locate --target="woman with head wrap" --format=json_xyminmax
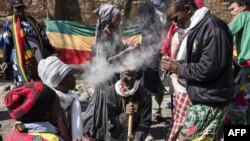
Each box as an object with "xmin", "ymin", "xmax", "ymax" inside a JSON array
[
  {"xmin": 93, "ymin": 4, "xmax": 139, "ymax": 63},
  {"xmin": 4, "ymin": 81, "xmax": 70, "ymax": 141},
  {"xmin": 81, "ymin": 4, "xmax": 140, "ymax": 140},
  {"xmin": 93, "ymin": 4, "xmax": 122, "ymax": 58},
  {"xmin": 38, "ymin": 56, "xmax": 83, "ymax": 141}
]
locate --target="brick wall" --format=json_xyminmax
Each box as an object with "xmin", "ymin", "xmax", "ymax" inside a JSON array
[{"xmin": 0, "ymin": 0, "xmax": 231, "ymax": 27}]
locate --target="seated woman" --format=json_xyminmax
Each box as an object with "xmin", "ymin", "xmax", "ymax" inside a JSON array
[
  {"xmin": 38, "ymin": 56, "xmax": 83, "ymax": 141},
  {"xmin": 4, "ymin": 81, "xmax": 70, "ymax": 141}
]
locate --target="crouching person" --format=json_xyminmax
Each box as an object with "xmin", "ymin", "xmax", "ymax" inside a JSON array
[
  {"xmin": 106, "ymin": 64, "xmax": 152, "ymax": 141},
  {"xmin": 4, "ymin": 81, "xmax": 70, "ymax": 141},
  {"xmin": 38, "ymin": 56, "xmax": 83, "ymax": 141}
]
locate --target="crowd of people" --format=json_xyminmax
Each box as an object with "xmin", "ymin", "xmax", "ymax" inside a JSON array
[{"xmin": 1, "ymin": 0, "xmax": 250, "ymax": 141}]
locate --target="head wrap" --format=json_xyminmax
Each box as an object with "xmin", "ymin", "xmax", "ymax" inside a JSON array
[
  {"xmin": 93, "ymin": 4, "xmax": 120, "ymax": 42},
  {"xmin": 5, "ymin": 82, "xmax": 57, "ymax": 122},
  {"xmin": 38, "ymin": 56, "xmax": 72, "ymax": 88}
]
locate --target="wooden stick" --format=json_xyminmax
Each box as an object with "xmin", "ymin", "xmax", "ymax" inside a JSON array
[{"xmin": 127, "ymin": 103, "xmax": 133, "ymax": 141}]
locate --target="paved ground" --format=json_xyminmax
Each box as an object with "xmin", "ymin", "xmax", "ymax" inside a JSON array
[{"xmin": 0, "ymin": 80, "xmax": 172, "ymax": 141}]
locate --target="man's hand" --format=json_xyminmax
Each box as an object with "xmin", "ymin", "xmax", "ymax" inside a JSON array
[
  {"xmin": 125, "ymin": 103, "xmax": 134, "ymax": 115},
  {"xmin": 128, "ymin": 135, "xmax": 134, "ymax": 141},
  {"xmin": 161, "ymin": 56, "xmax": 180, "ymax": 73}
]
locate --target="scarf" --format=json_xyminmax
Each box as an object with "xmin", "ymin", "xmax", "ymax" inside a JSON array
[
  {"xmin": 11, "ymin": 15, "xmax": 45, "ymax": 82},
  {"xmin": 176, "ymin": 7, "xmax": 209, "ymax": 61},
  {"xmin": 5, "ymin": 130, "xmax": 47, "ymax": 141},
  {"xmin": 161, "ymin": 23, "xmax": 178, "ymax": 56},
  {"xmin": 54, "ymin": 89, "xmax": 83, "ymax": 140},
  {"xmin": 115, "ymin": 80, "xmax": 140, "ymax": 97}
]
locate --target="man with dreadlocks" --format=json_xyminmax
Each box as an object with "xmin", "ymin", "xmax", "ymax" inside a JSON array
[{"xmin": 161, "ymin": 0, "xmax": 234, "ymax": 140}]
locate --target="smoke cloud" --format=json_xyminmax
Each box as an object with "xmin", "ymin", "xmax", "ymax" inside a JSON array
[{"xmin": 82, "ymin": 2, "xmax": 165, "ymax": 87}]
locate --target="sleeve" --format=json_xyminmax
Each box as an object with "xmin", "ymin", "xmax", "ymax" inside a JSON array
[
  {"xmin": 2, "ymin": 19, "xmax": 13, "ymax": 63},
  {"xmin": 106, "ymin": 88, "xmax": 129, "ymax": 135},
  {"xmin": 177, "ymin": 26, "xmax": 232, "ymax": 82},
  {"xmin": 133, "ymin": 92, "xmax": 152, "ymax": 140},
  {"xmin": 228, "ymin": 13, "xmax": 245, "ymax": 35}
]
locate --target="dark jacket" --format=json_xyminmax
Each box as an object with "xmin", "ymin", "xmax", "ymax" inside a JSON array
[
  {"xmin": 177, "ymin": 13, "xmax": 234, "ymax": 107},
  {"xmin": 106, "ymin": 85, "xmax": 152, "ymax": 141}
]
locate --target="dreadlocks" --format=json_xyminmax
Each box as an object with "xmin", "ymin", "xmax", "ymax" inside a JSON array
[{"xmin": 168, "ymin": 0, "xmax": 198, "ymax": 10}]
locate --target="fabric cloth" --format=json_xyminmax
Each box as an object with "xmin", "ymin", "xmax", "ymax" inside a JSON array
[
  {"xmin": 82, "ymin": 85, "xmax": 109, "ymax": 140},
  {"xmin": 177, "ymin": 12, "xmax": 234, "ymax": 106},
  {"xmin": 93, "ymin": 4, "xmax": 120, "ymax": 43},
  {"xmin": 56, "ymin": 107, "xmax": 72, "ymax": 141},
  {"xmin": 23, "ymin": 122, "xmax": 57, "ymax": 133},
  {"xmin": 229, "ymin": 12, "xmax": 250, "ymax": 65},
  {"xmin": 161, "ymin": 23, "xmax": 178, "ymax": 56},
  {"xmin": 38, "ymin": 56, "xmax": 72, "ymax": 88},
  {"xmin": 176, "ymin": 7, "xmax": 209, "ymax": 61},
  {"xmin": 106, "ymin": 85, "xmax": 152, "ymax": 141},
  {"xmin": 14, "ymin": 122, "xmax": 61, "ymax": 141},
  {"xmin": 4, "ymin": 81, "xmax": 55, "ymax": 121},
  {"xmin": 29, "ymin": 133, "xmax": 60, "ymax": 141},
  {"xmin": 138, "ymin": 1, "xmax": 165, "ymax": 118},
  {"xmin": 54, "ymin": 89, "xmax": 83, "ymax": 140},
  {"xmin": 0, "ymin": 34, "xmax": 4, "ymax": 49},
  {"xmin": 229, "ymin": 68, "xmax": 250, "ymax": 125},
  {"xmin": 167, "ymin": 92, "xmax": 191, "ymax": 141},
  {"xmin": 11, "ymin": 15, "xmax": 41, "ymax": 83},
  {"xmin": 4, "ymin": 82, "xmax": 71, "ymax": 141},
  {"xmin": 143, "ymin": 68, "xmax": 164, "ymax": 117},
  {"xmin": 5, "ymin": 130, "xmax": 48, "ymax": 141},
  {"xmin": 115, "ymin": 80, "xmax": 140, "ymax": 97},
  {"xmin": 180, "ymin": 104, "xmax": 228, "ymax": 141},
  {"xmin": 2, "ymin": 15, "xmax": 53, "ymax": 86}
]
